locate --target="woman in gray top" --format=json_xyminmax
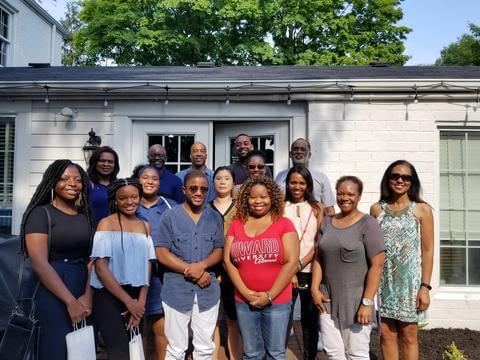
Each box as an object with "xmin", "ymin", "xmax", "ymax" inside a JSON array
[{"xmin": 311, "ymin": 176, "xmax": 385, "ymax": 360}]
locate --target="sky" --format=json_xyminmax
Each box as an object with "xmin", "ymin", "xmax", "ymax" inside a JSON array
[{"xmin": 40, "ymin": 0, "xmax": 480, "ymax": 66}]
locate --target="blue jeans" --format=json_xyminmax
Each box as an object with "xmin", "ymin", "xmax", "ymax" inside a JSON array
[{"xmin": 236, "ymin": 301, "xmax": 291, "ymax": 360}]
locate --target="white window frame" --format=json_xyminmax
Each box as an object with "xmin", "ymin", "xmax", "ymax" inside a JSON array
[
  {"xmin": 0, "ymin": 6, "xmax": 10, "ymax": 67},
  {"xmin": 439, "ymin": 130, "xmax": 480, "ymax": 287},
  {"xmin": 0, "ymin": 116, "xmax": 15, "ymax": 234}
]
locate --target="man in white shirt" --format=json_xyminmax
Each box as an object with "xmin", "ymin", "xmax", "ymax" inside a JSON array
[{"xmin": 275, "ymin": 138, "xmax": 335, "ymax": 216}]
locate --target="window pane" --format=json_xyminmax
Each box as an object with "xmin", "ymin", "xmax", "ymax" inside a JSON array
[
  {"xmin": 164, "ymin": 135, "xmax": 179, "ymax": 161},
  {"xmin": 180, "ymin": 135, "xmax": 194, "ymax": 162},
  {"xmin": 467, "ymin": 133, "xmax": 480, "ymax": 170},
  {"xmin": 440, "ymin": 210, "xmax": 466, "ymax": 245},
  {"xmin": 440, "ymin": 174, "xmax": 465, "ymax": 209},
  {"xmin": 467, "ymin": 175, "xmax": 480, "ymax": 209},
  {"xmin": 467, "ymin": 210, "xmax": 480, "ymax": 235},
  {"xmin": 440, "ymin": 247, "xmax": 466, "ymax": 285},
  {"xmin": 468, "ymin": 248, "xmax": 480, "ymax": 285},
  {"xmin": 440, "ymin": 133, "xmax": 465, "ymax": 170}
]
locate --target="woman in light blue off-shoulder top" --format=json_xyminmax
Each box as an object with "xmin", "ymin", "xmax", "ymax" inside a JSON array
[{"xmin": 90, "ymin": 178, "xmax": 156, "ymax": 360}]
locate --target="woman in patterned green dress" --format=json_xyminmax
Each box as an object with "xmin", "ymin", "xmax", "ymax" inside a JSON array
[{"xmin": 370, "ymin": 160, "xmax": 434, "ymax": 360}]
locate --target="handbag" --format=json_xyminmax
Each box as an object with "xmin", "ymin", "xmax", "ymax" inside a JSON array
[
  {"xmin": 128, "ymin": 326, "xmax": 145, "ymax": 360},
  {"xmin": 66, "ymin": 319, "xmax": 95, "ymax": 360},
  {"xmin": 0, "ymin": 207, "xmax": 52, "ymax": 360}
]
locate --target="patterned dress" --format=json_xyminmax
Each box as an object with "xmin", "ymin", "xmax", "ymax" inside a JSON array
[{"xmin": 378, "ymin": 201, "xmax": 421, "ymax": 323}]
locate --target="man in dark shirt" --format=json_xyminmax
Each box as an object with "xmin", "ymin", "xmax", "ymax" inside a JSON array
[
  {"xmin": 229, "ymin": 134, "xmax": 272, "ymax": 185},
  {"xmin": 147, "ymin": 144, "xmax": 185, "ymax": 203}
]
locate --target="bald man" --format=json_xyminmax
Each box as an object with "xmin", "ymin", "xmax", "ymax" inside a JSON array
[
  {"xmin": 148, "ymin": 144, "xmax": 185, "ymax": 203},
  {"xmin": 275, "ymin": 138, "xmax": 335, "ymax": 216},
  {"xmin": 176, "ymin": 142, "xmax": 216, "ymax": 203}
]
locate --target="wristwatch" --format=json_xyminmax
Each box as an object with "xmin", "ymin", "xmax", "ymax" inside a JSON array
[{"xmin": 361, "ymin": 298, "xmax": 374, "ymax": 306}]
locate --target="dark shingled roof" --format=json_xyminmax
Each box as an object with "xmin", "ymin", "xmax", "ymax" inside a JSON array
[{"xmin": 1, "ymin": 66, "xmax": 480, "ymax": 83}]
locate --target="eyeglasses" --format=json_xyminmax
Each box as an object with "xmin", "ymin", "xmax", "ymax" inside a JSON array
[
  {"xmin": 248, "ymin": 164, "xmax": 265, "ymax": 170},
  {"xmin": 388, "ymin": 173, "xmax": 413, "ymax": 182},
  {"xmin": 148, "ymin": 154, "xmax": 167, "ymax": 160},
  {"xmin": 187, "ymin": 186, "xmax": 209, "ymax": 194}
]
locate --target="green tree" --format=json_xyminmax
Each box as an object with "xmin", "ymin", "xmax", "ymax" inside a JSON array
[
  {"xmin": 435, "ymin": 23, "xmax": 480, "ymax": 66},
  {"xmin": 60, "ymin": 0, "xmax": 91, "ymax": 65},
  {"xmin": 72, "ymin": 0, "xmax": 411, "ymax": 66}
]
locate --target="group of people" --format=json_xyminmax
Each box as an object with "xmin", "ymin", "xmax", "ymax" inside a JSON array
[{"xmin": 20, "ymin": 133, "xmax": 433, "ymax": 360}]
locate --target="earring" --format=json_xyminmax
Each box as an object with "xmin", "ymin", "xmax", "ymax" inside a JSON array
[{"xmin": 51, "ymin": 188, "xmax": 54, "ymax": 200}]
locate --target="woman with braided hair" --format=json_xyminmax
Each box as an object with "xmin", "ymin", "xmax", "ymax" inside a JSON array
[
  {"xmin": 90, "ymin": 178, "xmax": 156, "ymax": 360},
  {"xmin": 21, "ymin": 159, "xmax": 96, "ymax": 360}
]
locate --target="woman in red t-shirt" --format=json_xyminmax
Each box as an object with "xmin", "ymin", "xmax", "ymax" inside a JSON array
[{"xmin": 224, "ymin": 176, "xmax": 299, "ymax": 360}]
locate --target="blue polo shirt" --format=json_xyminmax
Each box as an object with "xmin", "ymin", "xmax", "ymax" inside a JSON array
[
  {"xmin": 136, "ymin": 196, "xmax": 177, "ymax": 245},
  {"xmin": 159, "ymin": 169, "xmax": 185, "ymax": 204},
  {"xmin": 176, "ymin": 166, "xmax": 217, "ymax": 203},
  {"xmin": 156, "ymin": 205, "xmax": 224, "ymax": 312}
]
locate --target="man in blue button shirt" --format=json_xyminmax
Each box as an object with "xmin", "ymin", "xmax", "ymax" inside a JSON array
[{"xmin": 156, "ymin": 170, "xmax": 224, "ymax": 360}]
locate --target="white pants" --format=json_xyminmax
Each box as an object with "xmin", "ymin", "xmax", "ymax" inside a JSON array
[
  {"xmin": 163, "ymin": 296, "xmax": 220, "ymax": 360},
  {"xmin": 320, "ymin": 313, "xmax": 371, "ymax": 360}
]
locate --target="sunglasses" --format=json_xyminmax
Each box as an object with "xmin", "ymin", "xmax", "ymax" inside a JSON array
[
  {"xmin": 248, "ymin": 164, "xmax": 265, "ymax": 170},
  {"xmin": 389, "ymin": 173, "xmax": 413, "ymax": 182},
  {"xmin": 187, "ymin": 186, "xmax": 209, "ymax": 194}
]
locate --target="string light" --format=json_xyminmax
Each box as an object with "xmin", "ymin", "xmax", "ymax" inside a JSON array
[
  {"xmin": 164, "ymin": 85, "xmax": 169, "ymax": 105},
  {"xmin": 44, "ymin": 85, "xmax": 49, "ymax": 104},
  {"xmin": 103, "ymin": 89, "xmax": 108, "ymax": 107},
  {"xmin": 413, "ymin": 85, "xmax": 418, "ymax": 104},
  {"xmin": 475, "ymin": 89, "xmax": 479, "ymax": 112},
  {"xmin": 225, "ymin": 86, "xmax": 230, "ymax": 105},
  {"xmin": 287, "ymin": 85, "xmax": 291, "ymax": 105},
  {"xmin": 349, "ymin": 87, "xmax": 354, "ymax": 101}
]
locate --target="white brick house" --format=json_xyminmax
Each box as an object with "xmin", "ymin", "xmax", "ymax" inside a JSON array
[{"xmin": 0, "ymin": 65, "xmax": 479, "ymax": 329}]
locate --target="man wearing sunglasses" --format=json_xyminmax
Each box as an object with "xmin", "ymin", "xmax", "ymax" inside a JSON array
[
  {"xmin": 156, "ymin": 170, "xmax": 224, "ymax": 359},
  {"xmin": 230, "ymin": 133, "xmax": 272, "ymax": 185},
  {"xmin": 275, "ymin": 138, "xmax": 335, "ymax": 216},
  {"xmin": 176, "ymin": 142, "xmax": 216, "ymax": 203},
  {"xmin": 147, "ymin": 144, "xmax": 185, "ymax": 203}
]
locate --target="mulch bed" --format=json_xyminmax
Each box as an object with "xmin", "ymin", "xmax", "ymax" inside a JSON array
[{"xmin": 368, "ymin": 327, "xmax": 480, "ymax": 359}]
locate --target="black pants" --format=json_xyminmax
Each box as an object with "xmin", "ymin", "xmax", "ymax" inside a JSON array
[
  {"xmin": 286, "ymin": 273, "xmax": 319, "ymax": 360},
  {"xmin": 93, "ymin": 285, "xmax": 141, "ymax": 360}
]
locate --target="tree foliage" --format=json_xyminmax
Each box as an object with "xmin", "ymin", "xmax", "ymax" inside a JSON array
[
  {"xmin": 72, "ymin": 0, "xmax": 411, "ymax": 66},
  {"xmin": 60, "ymin": 0, "xmax": 89, "ymax": 65},
  {"xmin": 435, "ymin": 24, "xmax": 480, "ymax": 66}
]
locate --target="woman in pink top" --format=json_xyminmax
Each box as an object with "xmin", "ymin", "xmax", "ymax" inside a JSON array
[
  {"xmin": 284, "ymin": 166, "xmax": 324, "ymax": 360},
  {"xmin": 224, "ymin": 176, "xmax": 299, "ymax": 360}
]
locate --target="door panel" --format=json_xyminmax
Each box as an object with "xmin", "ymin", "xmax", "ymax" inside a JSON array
[{"xmin": 214, "ymin": 122, "xmax": 289, "ymax": 178}]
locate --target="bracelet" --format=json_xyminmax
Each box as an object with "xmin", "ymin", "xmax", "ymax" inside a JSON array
[
  {"xmin": 420, "ymin": 282, "xmax": 432, "ymax": 290},
  {"xmin": 196, "ymin": 270, "xmax": 206, "ymax": 282},
  {"xmin": 265, "ymin": 291, "xmax": 273, "ymax": 305}
]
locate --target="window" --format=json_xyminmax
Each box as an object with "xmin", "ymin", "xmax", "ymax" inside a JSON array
[
  {"xmin": 0, "ymin": 8, "xmax": 9, "ymax": 67},
  {"xmin": 0, "ymin": 117, "xmax": 15, "ymax": 235},
  {"xmin": 148, "ymin": 134, "xmax": 195, "ymax": 173},
  {"xmin": 440, "ymin": 131, "xmax": 480, "ymax": 286}
]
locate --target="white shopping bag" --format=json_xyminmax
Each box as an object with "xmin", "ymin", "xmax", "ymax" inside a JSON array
[
  {"xmin": 66, "ymin": 319, "xmax": 96, "ymax": 360},
  {"xmin": 129, "ymin": 325, "xmax": 145, "ymax": 360}
]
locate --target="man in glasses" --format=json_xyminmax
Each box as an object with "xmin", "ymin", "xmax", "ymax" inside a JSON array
[
  {"xmin": 156, "ymin": 170, "xmax": 224, "ymax": 359},
  {"xmin": 147, "ymin": 144, "xmax": 185, "ymax": 203},
  {"xmin": 275, "ymin": 138, "xmax": 335, "ymax": 216},
  {"xmin": 230, "ymin": 133, "xmax": 272, "ymax": 185},
  {"xmin": 176, "ymin": 142, "xmax": 216, "ymax": 203}
]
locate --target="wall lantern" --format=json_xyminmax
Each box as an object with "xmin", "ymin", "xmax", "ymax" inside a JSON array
[{"xmin": 82, "ymin": 128, "xmax": 102, "ymax": 165}]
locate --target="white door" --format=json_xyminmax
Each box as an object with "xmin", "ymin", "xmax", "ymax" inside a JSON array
[
  {"xmin": 131, "ymin": 120, "xmax": 212, "ymax": 173},
  {"xmin": 214, "ymin": 121, "xmax": 290, "ymax": 178}
]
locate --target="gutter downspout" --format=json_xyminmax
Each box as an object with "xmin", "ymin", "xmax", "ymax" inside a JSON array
[{"xmin": 50, "ymin": 24, "xmax": 56, "ymax": 65}]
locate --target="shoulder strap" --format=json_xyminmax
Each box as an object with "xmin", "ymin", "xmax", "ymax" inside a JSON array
[
  {"xmin": 16, "ymin": 206, "xmax": 52, "ymax": 301},
  {"xmin": 141, "ymin": 220, "xmax": 149, "ymax": 238},
  {"xmin": 299, "ymin": 208, "xmax": 313, "ymax": 242}
]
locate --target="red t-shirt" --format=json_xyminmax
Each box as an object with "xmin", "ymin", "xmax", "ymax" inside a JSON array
[{"xmin": 227, "ymin": 216, "xmax": 296, "ymax": 304}]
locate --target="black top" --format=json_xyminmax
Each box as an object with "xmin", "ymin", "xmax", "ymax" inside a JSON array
[
  {"xmin": 229, "ymin": 161, "xmax": 273, "ymax": 185},
  {"xmin": 24, "ymin": 204, "xmax": 92, "ymax": 261}
]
